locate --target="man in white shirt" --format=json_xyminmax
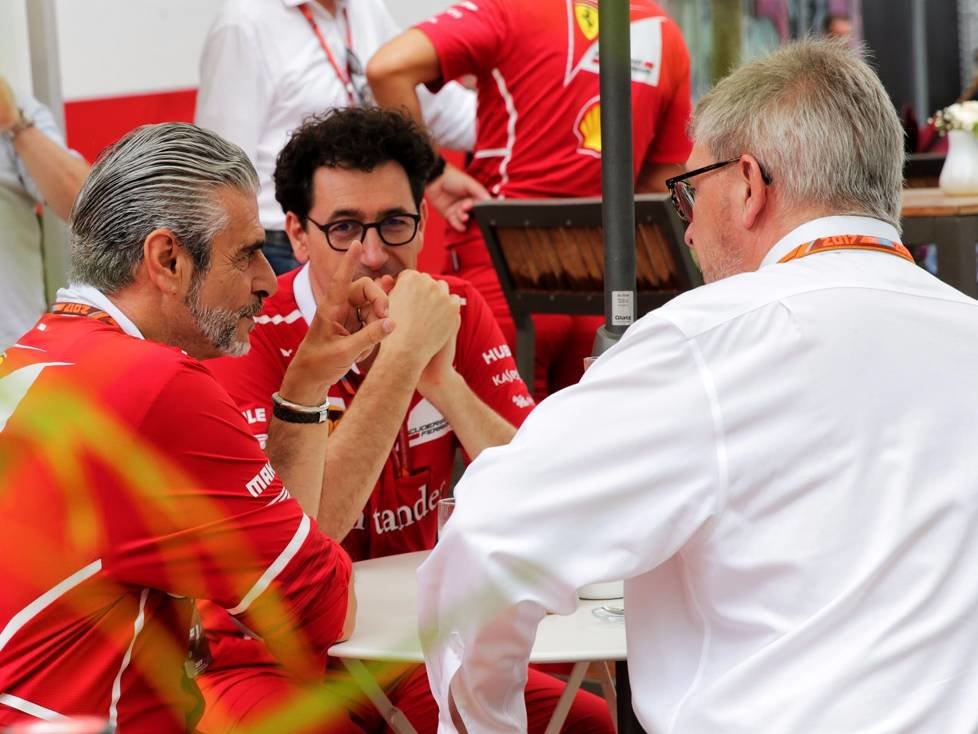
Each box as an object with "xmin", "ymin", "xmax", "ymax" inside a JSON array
[
  {"xmin": 419, "ymin": 39, "xmax": 978, "ymax": 733},
  {"xmin": 196, "ymin": 0, "xmax": 485, "ymax": 274},
  {"xmin": 0, "ymin": 76, "xmax": 89, "ymax": 348}
]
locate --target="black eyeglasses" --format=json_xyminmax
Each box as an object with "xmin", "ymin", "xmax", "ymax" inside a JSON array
[
  {"xmin": 308, "ymin": 213, "xmax": 422, "ymax": 252},
  {"xmin": 665, "ymin": 158, "xmax": 773, "ymax": 223}
]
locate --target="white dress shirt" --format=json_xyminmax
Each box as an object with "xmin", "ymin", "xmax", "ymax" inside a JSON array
[
  {"xmin": 418, "ymin": 216, "xmax": 978, "ymax": 733},
  {"xmin": 1, "ymin": 92, "xmax": 77, "ymax": 349},
  {"xmin": 196, "ymin": 0, "xmax": 476, "ymax": 230}
]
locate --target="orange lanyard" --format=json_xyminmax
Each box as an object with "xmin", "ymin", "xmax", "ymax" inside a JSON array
[
  {"xmin": 297, "ymin": 2, "xmax": 358, "ymax": 105},
  {"xmin": 51, "ymin": 301, "xmax": 120, "ymax": 328},
  {"xmin": 778, "ymin": 235, "xmax": 914, "ymax": 264},
  {"xmin": 337, "ymin": 373, "xmax": 413, "ymax": 479}
]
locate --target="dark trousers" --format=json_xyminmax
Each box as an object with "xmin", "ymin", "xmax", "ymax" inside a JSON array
[{"xmin": 263, "ymin": 230, "xmax": 299, "ymax": 275}]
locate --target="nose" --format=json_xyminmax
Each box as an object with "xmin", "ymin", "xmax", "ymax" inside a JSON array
[
  {"xmin": 359, "ymin": 228, "xmax": 389, "ymax": 272},
  {"xmin": 255, "ymin": 249, "xmax": 278, "ymax": 297}
]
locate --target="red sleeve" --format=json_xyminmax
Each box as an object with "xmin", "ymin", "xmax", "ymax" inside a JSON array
[
  {"xmin": 452, "ymin": 280, "xmax": 535, "ymax": 428},
  {"xmin": 415, "ymin": 0, "xmax": 510, "ymax": 89},
  {"xmin": 204, "ymin": 321, "xmax": 286, "ymax": 450},
  {"xmin": 643, "ymin": 19, "xmax": 693, "ymax": 167},
  {"xmin": 103, "ymin": 360, "xmax": 350, "ymax": 679}
]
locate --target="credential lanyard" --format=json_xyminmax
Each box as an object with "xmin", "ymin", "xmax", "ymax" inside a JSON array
[
  {"xmin": 337, "ymin": 372, "xmax": 412, "ymax": 478},
  {"xmin": 777, "ymin": 235, "xmax": 914, "ymax": 264},
  {"xmin": 51, "ymin": 301, "xmax": 120, "ymax": 328},
  {"xmin": 297, "ymin": 2, "xmax": 358, "ymax": 105}
]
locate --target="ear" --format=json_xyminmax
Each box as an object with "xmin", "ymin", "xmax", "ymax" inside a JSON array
[
  {"xmin": 739, "ymin": 155, "xmax": 770, "ymax": 230},
  {"xmin": 143, "ymin": 228, "xmax": 192, "ymax": 297},
  {"xmin": 285, "ymin": 211, "xmax": 311, "ymax": 264},
  {"xmin": 416, "ymin": 199, "xmax": 428, "ymax": 253}
]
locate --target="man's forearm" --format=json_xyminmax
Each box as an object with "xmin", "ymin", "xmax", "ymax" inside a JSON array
[
  {"xmin": 266, "ymin": 418, "xmax": 329, "ymax": 517},
  {"xmin": 420, "ymin": 371, "xmax": 516, "ymax": 460},
  {"xmin": 13, "ymin": 126, "xmax": 89, "ymax": 220},
  {"xmin": 318, "ymin": 349, "xmax": 426, "ymax": 539},
  {"xmin": 370, "ymin": 75, "xmax": 425, "ymax": 128},
  {"xmin": 266, "ymin": 369, "xmax": 333, "ymax": 517},
  {"xmin": 367, "ymin": 29, "xmax": 441, "ymax": 130}
]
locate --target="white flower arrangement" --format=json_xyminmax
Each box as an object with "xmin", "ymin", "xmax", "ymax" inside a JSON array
[{"xmin": 930, "ymin": 101, "xmax": 978, "ymax": 135}]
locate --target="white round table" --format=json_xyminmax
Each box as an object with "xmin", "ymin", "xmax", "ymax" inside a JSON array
[{"xmin": 329, "ymin": 550, "xmax": 627, "ymax": 733}]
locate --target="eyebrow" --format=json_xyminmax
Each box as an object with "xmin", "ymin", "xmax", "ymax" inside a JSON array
[
  {"xmin": 327, "ymin": 206, "xmax": 414, "ymax": 221},
  {"xmin": 239, "ymin": 238, "xmax": 265, "ymax": 255}
]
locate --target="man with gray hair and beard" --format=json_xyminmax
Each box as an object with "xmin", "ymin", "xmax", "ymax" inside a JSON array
[
  {"xmin": 418, "ymin": 40, "xmax": 978, "ymax": 733},
  {"xmin": 0, "ymin": 122, "xmax": 394, "ymax": 730}
]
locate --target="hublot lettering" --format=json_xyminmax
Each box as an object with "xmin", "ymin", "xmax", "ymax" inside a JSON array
[{"xmin": 481, "ymin": 344, "xmax": 512, "ymax": 365}]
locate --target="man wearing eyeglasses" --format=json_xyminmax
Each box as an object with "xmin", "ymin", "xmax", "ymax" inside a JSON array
[
  {"xmin": 417, "ymin": 40, "xmax": 978, "ymax": 733},
  {"xmin": 194, "ymin": 107, "xmax": 613, "ymax": 732},
  {"xmin": 197, "ymin": 0, "xmax": 486, "ymax": 275}
]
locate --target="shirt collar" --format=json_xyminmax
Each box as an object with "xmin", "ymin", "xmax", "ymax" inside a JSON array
[
  {"xmin": 54, "ymin": 283, "xmax": 145, "ymax": 339},
  {"xmin": 760, "ymin": 216, "xmax": 901, "ymax": 269},
  {"xmin": 282, "ymin": 0, "xmax": 347, "ymax": 11},
  {"xmin": 294, "ymin": 263, "xmax": 317, "ymax": 326}
]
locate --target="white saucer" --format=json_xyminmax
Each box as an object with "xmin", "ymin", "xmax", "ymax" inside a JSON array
[{"xmin": 578, "ymin": 581, "xmax": 624, "ymax": 600}]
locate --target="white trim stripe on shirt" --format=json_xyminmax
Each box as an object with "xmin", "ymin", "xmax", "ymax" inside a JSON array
[
  {"xmin": 473, "ymin": 148, "xmax": 507, "ymax": 159},
  {"xmin": 0, "ymin": 694, "xmax": 68, "ymax": 721},
  {"xmin": 255, "ymin": 310, "xmax": 304, "ymax": 326},
  {"xmin": 226, "ymin": 514, "xmax": 311, "ymax": 615},
  {"xmin": 0, "ymin": 559, "xmax": 102, "ymax": 653},
  {"xmin": 108, "ymin": 588, "xmax": 150, "ymax": 728},
  {"xmin": 490, "ymin": 68, "xmax": 517, "ymax": 197},
  {"xmin": 0, "ymin": 362, "xmax": 71, "ymax": 433}
]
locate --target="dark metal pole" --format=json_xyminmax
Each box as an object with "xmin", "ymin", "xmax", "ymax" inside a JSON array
[{"xmin": 595, "ymin": 0, "xmax": 637, "ymax": 355}]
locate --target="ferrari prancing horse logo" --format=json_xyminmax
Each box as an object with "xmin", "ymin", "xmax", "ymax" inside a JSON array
[{"xmin": 575, "ymin": 1, "xmax": 599, "ymax": 41}]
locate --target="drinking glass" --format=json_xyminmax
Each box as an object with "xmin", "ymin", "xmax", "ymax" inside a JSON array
[{"xmin": 437, "ymin": 497, "xmax": 456, "ymax": 539}]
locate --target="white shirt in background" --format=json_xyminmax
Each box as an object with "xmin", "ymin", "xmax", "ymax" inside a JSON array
[
  {"xmin": 196, "ymin": 0, "xmax": 475, "ymax": 230},
  {"xmin": 1, "ymin": 92, "xmax": 77, "ymax": 349},
  {"xmin": 419, "ymin": 216, "xmax": 978, "ymax": 733}
]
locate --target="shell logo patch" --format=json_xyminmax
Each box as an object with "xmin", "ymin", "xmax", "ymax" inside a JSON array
[
  {"xmin": 574, "ymin": 97, "xmax": 602, "ymax": 158},
  {"xmin": 574, "ymin": 1, "xmax": 599, "ymax": 41}
]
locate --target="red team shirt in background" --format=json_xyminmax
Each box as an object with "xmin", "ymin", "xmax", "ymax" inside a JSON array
[
  {"xmin": 0, "ymin": 299, "xmax": 351, "ymax": 731},
  {"xmin": 200, "ymin": 265, "xmax": 534, "ymax": 669},
  {"xmin": 416, "ymin": 0, "xmax": 693, "ymax": 398},
  {"xmin": 417, "ymin": 0, "xmax": 693, "ymax": 247}
]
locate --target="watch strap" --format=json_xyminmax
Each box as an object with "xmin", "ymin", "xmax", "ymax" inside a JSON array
[
  {"xmin": 4, "ymin": 109, "xmax": 35, "ymax": 142},
  {"xmin": 271, "ymin": 391, "xmax": 330, "ymax": 424}
]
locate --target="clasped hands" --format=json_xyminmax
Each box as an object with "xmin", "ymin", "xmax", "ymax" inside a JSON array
[{"xmin": 282, "ymin": 242, "xmax": 461, "ymax": 404}]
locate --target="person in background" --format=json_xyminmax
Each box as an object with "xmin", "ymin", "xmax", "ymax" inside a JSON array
[
  {"xmin": 196, "ymin": 106, "xmax": 612, "ymax": 734},
  {"xmin": 0, "ymin": 75, "xmax": 89, "ymax": 349},
  {"xmin": 823, "ymin": 12, "xmax": 854, "ymax": 41},
  {"xmin": 196, "ymin": 0, "xmax": 488, "ymax": 274},
  {"xmin": 0, "ymin": 122, "xmax": 391, "ymax": 730},
  {"xmin": 418, "ymin": 39, "xmax": 978, "ymax": 733},
  {"xmin": 367, "ymin": 0, "xmax": 693, "ymax": 398}
]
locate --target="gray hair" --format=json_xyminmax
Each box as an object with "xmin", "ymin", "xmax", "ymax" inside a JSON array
[
  {"xmin": 691, "ymin": 39, "xmax": 905, "ymax": 229},
  {"xmin": 70, "ymin": 122, "xmax": 259, "ymax": 292}
]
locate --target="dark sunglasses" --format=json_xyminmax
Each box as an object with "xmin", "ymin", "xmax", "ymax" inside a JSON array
[{"xmin": 665, "ymin": 158, "xmax": 773, "ymax": 223}]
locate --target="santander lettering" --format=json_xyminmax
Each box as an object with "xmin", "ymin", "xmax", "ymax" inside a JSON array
[{"xmin": 351, "ymin": 482, "xmax": 444, "ymax": 535}]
